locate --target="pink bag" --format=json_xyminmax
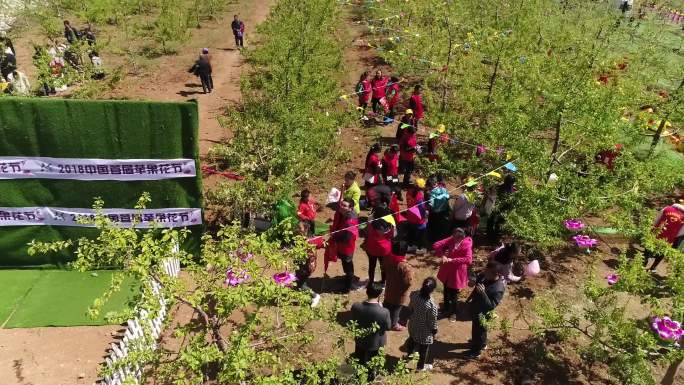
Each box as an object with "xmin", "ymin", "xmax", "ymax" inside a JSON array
[{"xmin": 525, "ymin": 260, "xmax": 540, "ymax": 276}]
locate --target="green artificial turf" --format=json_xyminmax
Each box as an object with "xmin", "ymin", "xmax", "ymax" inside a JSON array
[{"xmin": 0, "ymin": 270, "xmax": 137, "ymax": 328}]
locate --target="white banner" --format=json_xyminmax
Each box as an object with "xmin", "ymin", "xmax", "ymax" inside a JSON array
[
  {"xmin": 0, "ymin": 157, "xmax": 196, "ymax": 180},
  {"xmin": 0, "ymin": 207, "xmax": 202, "ymax": 228}
]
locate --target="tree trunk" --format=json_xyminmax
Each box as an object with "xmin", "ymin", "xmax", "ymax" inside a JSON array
[
  {"xmin": 486, "ymin": 55, "xmax": 501, "ymax": 104},
  {"xmin": 547, "ymin": 110, "xmax": 563, "ymax": 180},
  {"xmin": 660, "ymin": 358, "xmax": 683, "ymax": 385},
  {"xmin": 440, "ymin": 5, "xmax": 454, "ymax": 112}
]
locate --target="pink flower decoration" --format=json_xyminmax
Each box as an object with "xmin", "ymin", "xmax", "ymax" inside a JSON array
[
  {"xmin": 564, "ymin": 219, "xmax": 585, "ymax": 231},
  {"xmin": 273, "ymin": 271, "xmax": 297, "ymax": 287},
  {"xmin": 225, "ymin": 269, "xmax": 249, "ymax": 287},
  {"xmin": 496, "ymin": 146, "xmax": 505, "ymax": 155},
  {"xmin": 572, "ymin": 235, "xmax": 597, "ymax": 248},
  {"xmin": 605, "ymin": 273, "xmax": 619, "ymax": 285},
  {"xmin": 240, "ymin": 252, "xmax": 253, "ymax": 263},
  {"xmin": 476, "ymin": 145, "xmax": 487, "ymax": 156},
  {"xmin": 651, "ymin": 316, "xmax": 684, "ymax": 342}
]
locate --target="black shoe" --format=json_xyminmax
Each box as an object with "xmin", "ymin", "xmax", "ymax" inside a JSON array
[{"xmin": 463, "ymin": 349, "xmax": 481, "ymax": 359}]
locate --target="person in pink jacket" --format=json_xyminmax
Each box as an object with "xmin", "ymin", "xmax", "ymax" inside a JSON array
[{"xmin": 434, "ymin": 227, "xmax": 473, "ymax": 318}]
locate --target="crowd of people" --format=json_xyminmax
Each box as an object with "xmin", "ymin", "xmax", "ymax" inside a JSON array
[
  {"xmin": 0, "ymin": 20, "xmax": 103, "ymax": 97},
  {"xmin": 287, "ymin": 78, "xmax": 526, "ymax": 371}
]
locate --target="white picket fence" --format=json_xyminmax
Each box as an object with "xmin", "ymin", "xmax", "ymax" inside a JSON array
[{"xmin": 99, "ymin": 257, "xmax": 181, "ymax": 385}]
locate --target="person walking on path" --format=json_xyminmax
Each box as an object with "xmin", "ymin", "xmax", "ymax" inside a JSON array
[
  {"xmin": 364, "ymin": 205, "xmax": 394, "ymax": 286},
  {"xmin": 370, "ymin": 69, "xmax": 389, "ymax": 115},
  {"xmin": 231, "ymin": 15, "xmax": 245, "ymax": 48},
  {"xmin": 350, "ymin": 283, "xmax": 391, "ymax": 380},
  {"xmin": 325, "ymin": 198, "xmax": 361, "ymax": 292},
  {"xmin": 297, "ymin": 189, "xmax": 317, "ymax": 236},
  {"xmin": 382, "ymin": 241, "xmax": 414, "ymax": 331},
  {"xmin": 408, "ymin": 84, "xmax": 425, "ymax": 127},
  {"xmin": 189, "ymin": 48, "xmax": 213, "ymax": 93},
  {"xmin": 405, "ymin": 277, "xmax": 439, "ymax": 371},
  {"xmin": 644, "ymin": 202, "xmax": 684, "ymax": 272},
  {"xmin": 399, "ymin": 125, "xmax": 417, "ymax": 187},
  {"xmin": 356, "ymin": 71, "xmax": 372, "ymax": 112},
  {"xmin": 464, "ymin": 262, "xmax": 506, "ymax": 358},
  {"xmin": 434, "ymin": 227, "xmax": 473, "ymax": 319},
  {"xmin": 342, "ymin": 171, "xmax": 361, "ymax": 214}
]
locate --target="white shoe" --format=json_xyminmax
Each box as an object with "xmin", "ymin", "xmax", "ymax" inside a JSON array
[
  {"xmin": 311, "ymin": 294, "xmax": 321, "ymax": 308},
  {"xmin": 420, "ymin": 364, "xmax": 433, "ymax": 371}
]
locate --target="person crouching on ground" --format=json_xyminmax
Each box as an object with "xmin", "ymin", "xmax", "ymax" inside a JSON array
[
  {"xmin": 464, "ymin": 262, "xmax": 506, "ymax": 359},
  {"xmin": 434, "ymin": 227, "xmax": 473, "ymax": 319},
  {"xmin": 405, "ymin": 277, "xmax": 439, "ymax": 371},
  {"xmin": 383, "ymin": 240, "xmax": 414, "ymax": 331}
]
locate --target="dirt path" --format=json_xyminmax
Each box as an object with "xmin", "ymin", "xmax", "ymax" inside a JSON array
[{"xmin": 108, "ymin": 1, "xmax": 273, "ymax": 156}]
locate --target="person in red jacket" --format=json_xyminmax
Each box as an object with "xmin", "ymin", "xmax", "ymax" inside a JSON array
[
  {"xmin": 408, "ymin": 84, "xmax": 425, "ymax": 127},
  {"xmin": 644, "ymin": 203, "xmax": 684, "ymax": 272},
  {"xmin": 399, "ymin": 125, "xmax": 418, "ymax": 187},
  {"xmin": 364, "ymin": 205, "xmax": 395, "ymax": 285},
  {"xmin": 364, "ymin": 143, "xmax": 383, "ymax": 188},
  {"xmin": 356, "ymin": 71, "xmax": 372, "ymax": 111},
  {"xmin": 385, "ymin": 76, "xmax": 401, "ymax": 123},
  {"xmin": 297, "ymin": 189, "xmax": 317, "ymax": 236},
  {"xmin": 370, "ymin": 69, "xmax": 390, "ymax": 114},
  {"xmin": 382, "ymin": 144, "xmax": 400, "ymax": 188},
  {"xmin": 330, "ymin": 198, "xmax": 361, "ymax": 292}
]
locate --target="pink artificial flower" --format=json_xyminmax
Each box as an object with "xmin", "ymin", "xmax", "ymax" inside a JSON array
[
  {"xmin": 651, "ymin": 316, "xmax": 684, "ymax": 342},
  {"xmin": 606, "ymin": 273, "xmax": 619, "ymax": 285},
  {"xmin": 240, "ymin": 252, "xmax": 253, "ymax": 263},
  {"xmin": 273, "ymin": 271, "xmax": 297, "ymax": 287},
  {"xmin": 572, "ymin": 235, "xmax": 597, "ymax": 248},
  {"xmin": 564, "ymin": 219, "xmax": 585, "ymax": 231},
  {"xmin": 476, "ymin": 145, "xmax": 487, "ymax": 156},
  {"xmin": 225, "ymin": 269, "xmax": 249, "ymax": 287},
  {"xmin": 496, "ymin": 146, "xmax": 505, "ymax": 156}
]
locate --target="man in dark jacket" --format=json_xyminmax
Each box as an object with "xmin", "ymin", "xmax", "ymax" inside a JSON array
[
  {"xmin": 351, "ymin": 283, "xmax": 391, "ymax": 379},
  {"xmin": 465, "ymin": 262, "xmax": 506, "ymax": 358},
  {"xmin": 189, "ymin": 48, "xmax": 213, "ymax": 94},
  {"xmin": 231, "ymin": 15, "xmax": 245, "ymax": 48}
]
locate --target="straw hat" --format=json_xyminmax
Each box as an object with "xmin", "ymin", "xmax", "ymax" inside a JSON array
[{"xmin": 405, "ymin": 109, "xmax": 413, "ymax": 115}]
